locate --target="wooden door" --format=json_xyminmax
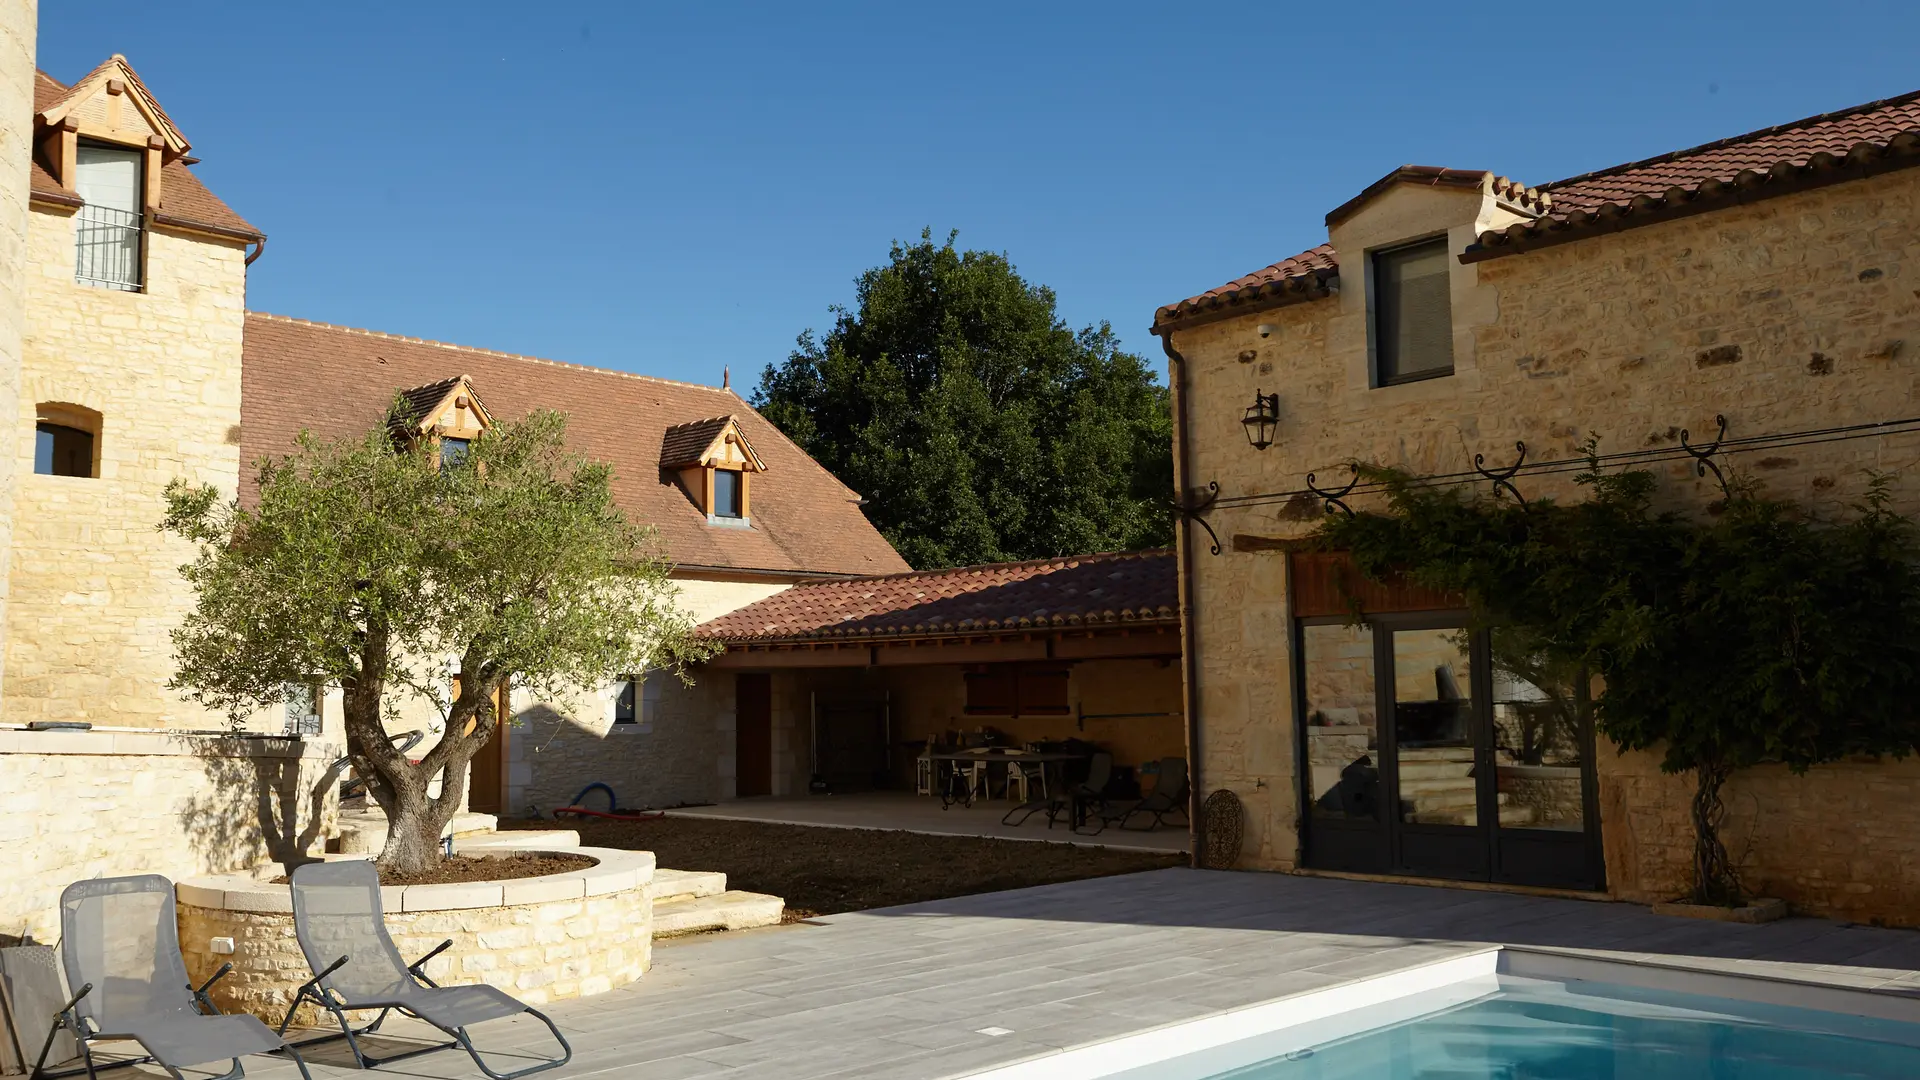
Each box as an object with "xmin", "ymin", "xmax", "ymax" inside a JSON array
[
  {"xmin": 463, "ymin": 680, "xmax": 511, "ymax": 815},
  {"xmin": 735, "ymin": 673, "xmax": 773, "ymax": 798}
]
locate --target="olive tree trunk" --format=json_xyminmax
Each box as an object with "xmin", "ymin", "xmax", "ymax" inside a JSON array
[{"xmin": 341, "ymin": 627, "xmax": 502, "ymax": 875}]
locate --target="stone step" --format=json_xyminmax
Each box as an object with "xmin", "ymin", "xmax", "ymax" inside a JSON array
[
  {"xmin": 459, "ymin": 828, "xmax": 582, "ymax": 851},
  {"xmin": 649, "ymin": 868, "xmax": 728, "ymax": 905},
  {"xmin": 1406, "ymin": 803, "xmax": 1537, "ymax": 827},
  {"xmin": 1396, "ymin": 746, "xmax": 1477, "ymax": 762},
  {"xmin": 334, "ymin": 810, "xmax": 499, "ymax": 855},
  {"xmin": 653, "ymin": 890, "xmax": 785, "ymax": 936},
  {"xmin": 1397, "ymin": 760, "xmax": 1475, "ymax": 781},
  {"xmin": 1396, "ymin": 777, "xmax": 1479, "ymax": 798}
]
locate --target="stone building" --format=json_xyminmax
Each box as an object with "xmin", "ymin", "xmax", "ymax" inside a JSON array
[
  {"xmin": 1152, "ymin": 90, "xmax": 1920, "ymax": 923},
  {"xmin": 0, "ymin": 34, "xmax": 906, "ymax": 939},
  {"xmin": 239, "ymin": 313, "xmax": 908, "ymax": 817}
]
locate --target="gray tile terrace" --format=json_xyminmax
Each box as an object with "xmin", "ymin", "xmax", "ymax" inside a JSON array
[{"xmin": 194, "ymin": 869, "xmax": 1920, "ymax": 1079}]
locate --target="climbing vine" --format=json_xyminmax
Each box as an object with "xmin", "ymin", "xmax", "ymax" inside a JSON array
[{"xmin": 1317, "ymin": 446, "xmax": 1920, "ymax": 906}]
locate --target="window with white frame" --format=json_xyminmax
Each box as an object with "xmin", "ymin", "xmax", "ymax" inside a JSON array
[{"xmin": 74, "ymin": 143, "xmax": 144, "ymax": 291}]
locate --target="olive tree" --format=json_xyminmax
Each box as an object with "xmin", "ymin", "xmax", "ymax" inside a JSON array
[{"xmin": 162, "ymin": 409, "xmax": 713, "ymax": 873}]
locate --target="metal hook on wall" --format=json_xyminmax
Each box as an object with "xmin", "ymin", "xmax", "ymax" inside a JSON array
[
  {"xmin": 1305, "ymin": 465, "xmax": 1359, "ymax": 518},
  {"xmin": 1171, "ymin": 480, "xmax": 1223, "ymax": 556},
  {"xmin": 1473, "ymin": 441, "xmax": 1529, "ymax": 507},
  {"xmin": 1680, "ymin": 414, "xmax": 1731, "ymax": 497}
]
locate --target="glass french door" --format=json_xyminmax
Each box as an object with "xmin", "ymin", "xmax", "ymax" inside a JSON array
[{"xmin": 1299, "ymin": 614, "xmax": 1603, "ymax": 890}]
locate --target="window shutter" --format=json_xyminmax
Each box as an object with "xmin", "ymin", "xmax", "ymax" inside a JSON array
[{"xmin": 75, "ymin": 145, "xmax": 141, "ymax": 213}]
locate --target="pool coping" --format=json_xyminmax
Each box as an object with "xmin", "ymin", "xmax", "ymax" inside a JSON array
[{"xmin": 958, "ymin": 944, "xmax": 1920, "ymax": 1080}]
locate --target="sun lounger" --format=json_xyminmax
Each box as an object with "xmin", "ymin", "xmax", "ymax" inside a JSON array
[{"xmin": 280, "ymin": 860, "xmax": 570, "ymax": 1079}]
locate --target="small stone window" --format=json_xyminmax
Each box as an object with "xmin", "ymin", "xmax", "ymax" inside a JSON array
[
  {"xmin": 1371, "ymin": 237, "xmax": 1454, "ymax": 385},
  {"xmin": 34, "ymin": 403, "xmax": 102, "ymax": 478},
  {"xmin": 613, "ymin": 674, "xmax": 660, "ymax": 732},
  {"xmin": 283, "ymin": 680, "xmax": 322, "ymax": 737}
]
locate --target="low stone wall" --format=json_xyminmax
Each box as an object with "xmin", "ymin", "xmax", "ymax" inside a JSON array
[
  {"xmin": 175, "ymin": 847, "xmax": 654, "ymax": 1021},
  {"xmin": 0, "ymin": 726, "xmax": 340, "ymax": 944}
]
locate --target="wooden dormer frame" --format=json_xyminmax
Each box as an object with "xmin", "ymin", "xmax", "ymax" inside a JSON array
[
  {"xmin": 36, "ymin": 56, "xmax": 191, "ymax": 207},
  {"xmin": 661, "ymin": 415, "xmax": 766, "ymax": 524},
  {"xmin": 389, "ymin": 375, "xmax": 494, "ymax": 466}
]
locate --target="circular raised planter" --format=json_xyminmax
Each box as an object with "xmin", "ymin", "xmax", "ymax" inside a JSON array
[{"xmin": 175, "ymin": 845, "xmax": 655, "ymax": 1021}]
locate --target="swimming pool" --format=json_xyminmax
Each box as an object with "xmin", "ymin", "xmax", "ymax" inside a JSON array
[{"xmin": 967, "ymin": 949, "xmax": 1920, "ymax": 1080}]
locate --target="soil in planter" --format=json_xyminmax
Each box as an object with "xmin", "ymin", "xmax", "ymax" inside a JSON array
[
  {"xmin": 513, "ymin": 817, "xmax": 1185, "ymax": 920},
  {"xmin": 274, "ymin": 853, "xmax": 596, "ymax": 887}
]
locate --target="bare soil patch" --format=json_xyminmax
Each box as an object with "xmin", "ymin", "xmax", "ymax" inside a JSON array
[
  {"xmin": 509, "ymin": 816, "xmax": 1184, "ymax": 919},
  {"xmin": 275, "ymin": 852, "xmax": 595, "ymax": 887}
]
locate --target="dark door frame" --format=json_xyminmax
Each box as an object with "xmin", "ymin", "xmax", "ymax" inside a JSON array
[{"xmin": 1296, "ymin": 614, "xmax": 1605, "ymax": 891}]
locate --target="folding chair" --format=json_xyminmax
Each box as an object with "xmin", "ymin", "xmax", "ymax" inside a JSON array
[
  {"xmin": 1053, "ymin": 751, "xmax": 1115, "ymax": 835},
  {"xmin": 280, "ymin": 860, "xmax": 571, "ymax": 1079},
  {"xmin": 1113, "ymin": 756, "xmax": 1192, "ymax": 831},
  {"xmin": 36, "ymin": 875, "xmax": 312, "ymax": 1080}
]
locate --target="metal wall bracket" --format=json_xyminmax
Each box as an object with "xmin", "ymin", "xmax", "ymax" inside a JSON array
[
  {"xmin": 1305, "ymin": 466, "xmax": 1359, "ymax": 517},
  {"xmin": 1680, "ymin": 414, "xmax": 1731, "ymax": 497},
  {"xmin": 1172, "ymin": 481, "xmax": 1223, "ymax": 556},
  {"xmin": 1474, "ymin": 441, "xmax": 1529, "ymax": 507}
]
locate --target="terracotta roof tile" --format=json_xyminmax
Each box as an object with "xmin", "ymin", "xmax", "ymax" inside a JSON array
[
  {"xmin": 697, "ymin": 549, "xmax": 1175, "ymax": 642},
  {"xmin": 241, "ymin": 313, "xmax": 910, "ymax": 579},
  {"xmin": 1155, "ymin": 89, "xmax": 1920, "ymax": 331},
  {"xmin": 29, "ymin": 68, "xmax": 261, "ymax": 241},
  {"xmin": 1151, "ymin": 244, "xmax": 1337, "ymax": 329}
]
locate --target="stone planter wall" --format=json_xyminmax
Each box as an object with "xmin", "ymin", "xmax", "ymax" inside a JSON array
[{"xmin": 175, "ymin": 847, "xmax": 653, "ymax": 1022}]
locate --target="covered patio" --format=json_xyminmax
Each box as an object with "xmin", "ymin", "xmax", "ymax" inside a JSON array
[
  {"xmin": 696, "ymin": 551, "xmax": 1190, "ymax": 839},
  {"xmin": 666, "ymin": 791, "xmax": 1190, "ymax": 854}
]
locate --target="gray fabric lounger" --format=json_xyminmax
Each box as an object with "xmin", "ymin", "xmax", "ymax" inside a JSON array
[
  {"xmin": 280, "ymin": 860, "xmax": 571, "ymax": 1079},
  {"xmin": 36, "ymin": 875, "xmax": 312, "ymax": 1080}
]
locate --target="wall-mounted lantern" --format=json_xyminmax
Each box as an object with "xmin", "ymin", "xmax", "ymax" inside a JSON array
[{"xmin": 1242, "ymin": 390, "xmax": 1280, "ymax": 451}]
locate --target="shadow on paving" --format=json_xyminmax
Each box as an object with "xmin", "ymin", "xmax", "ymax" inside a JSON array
[{"xmin": 850, "ymin": 867, "xmax": 1920, "ymax": 974}]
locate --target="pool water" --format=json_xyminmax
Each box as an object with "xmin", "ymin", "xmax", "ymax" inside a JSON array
[{"xmin": 1202, "ymin": 976, "xmax": 1920, "ymax": 1079}]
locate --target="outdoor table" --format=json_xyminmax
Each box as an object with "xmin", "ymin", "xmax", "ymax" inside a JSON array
[{"xmin": 926, "ymin": 750, "xmax": 1087, "ymax": 809}]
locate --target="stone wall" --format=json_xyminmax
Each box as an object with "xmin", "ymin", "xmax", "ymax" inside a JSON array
[
  {"xmin": 0, "ymin": 727, "xmax": 339, "ymax": 943},
  {"xmin": 9, "ymin": 207, "xmax": 250, "ymax": 728},
  {"xmin": 503, "ymin": 575, "xmax": 791, "ymax": 814},
  {"xmin": 0, "ymin": 0, "xmax": 34, "ymax": 703},
  {"xmin": 1167, "ymin": 166, "xmax": 1920, "ymax": 920},
  {"xmin": 176, "ymin": 847, "xmax": 654, "ymax": 1020}
]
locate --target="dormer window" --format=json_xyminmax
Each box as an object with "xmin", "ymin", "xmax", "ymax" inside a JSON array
[
  {"xmin": 1371, "ymin": 237, "xmax": 1454, "ymax": 385},
  {"xmin": 387, "ymin": 374, "xmax": 493, "ymax": 464},
  {"xmin": 74, "ymin": 142, "xmax": 143, "ymax": 291},
  {"xmin": 660, "ymin": 414, "xmax": 766, "ymax": 527}
]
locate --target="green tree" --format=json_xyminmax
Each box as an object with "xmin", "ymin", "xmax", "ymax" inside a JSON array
[
  {"xmin": 755, "ymin": 229, "xmax": 1173, "ymax": 568},
  {"xmin": 1322, "ymin": 458, "xmax": 1920, "ymax": 906},
  {"xmin": 162, "ymin": 410, "xmax": 713, "ymax": 873}
]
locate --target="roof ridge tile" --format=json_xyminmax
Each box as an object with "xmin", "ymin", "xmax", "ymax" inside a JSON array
[{"xmin": 246, "ymin": 312, "xmax": 741, "ymax": 396}]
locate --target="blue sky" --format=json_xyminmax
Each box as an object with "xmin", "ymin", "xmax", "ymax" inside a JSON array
[{"xmin": 37, "ymin": 2, "xmax": 1920, "ymax": 389}]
